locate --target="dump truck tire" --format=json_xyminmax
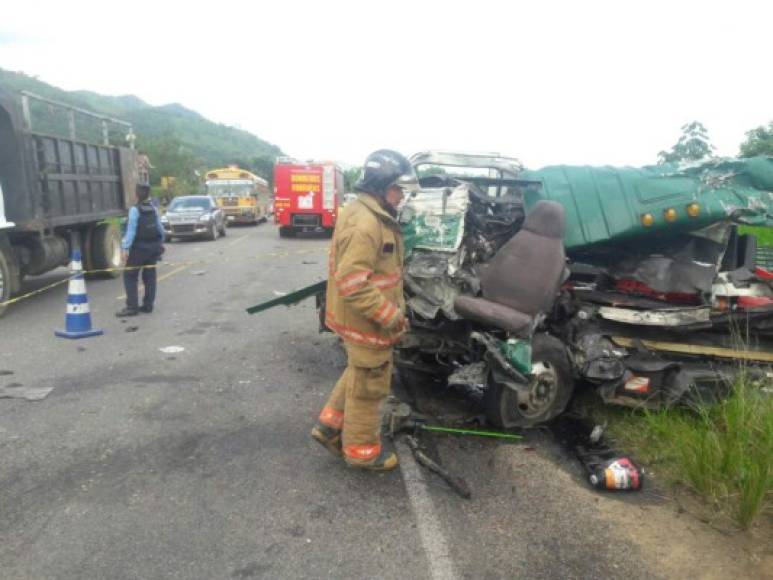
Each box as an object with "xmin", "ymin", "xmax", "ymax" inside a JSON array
[
  {"xmin": 87, "ymin": 223, "xmax": 122, "ymax": 278},
  {"xmin": 0, "ymin": 242, "xmax": 15, "ymax": 317},
  {"xmin": 484, "ymin": 333, "xmax": 574, "ymax": 428}
]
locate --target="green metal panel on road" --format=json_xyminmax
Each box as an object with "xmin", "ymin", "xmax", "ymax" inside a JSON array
[{"xmin": 522, "ymin": 156, "xmax": 773, "ymax": 250}]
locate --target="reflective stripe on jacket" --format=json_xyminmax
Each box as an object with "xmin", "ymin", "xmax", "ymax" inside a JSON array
[{"xmin": 325, "ymin": 194, "xmax": 406, "ymax": 349}]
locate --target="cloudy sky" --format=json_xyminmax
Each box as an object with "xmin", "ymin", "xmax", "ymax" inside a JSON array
[{"xmin": 1, "ymin": 0, "xmax": 771, "ymax": 168}]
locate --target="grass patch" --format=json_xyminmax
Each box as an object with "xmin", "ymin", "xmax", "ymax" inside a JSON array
[
  {"xmin": 739, "ymin": 225, "xmax": 773, "ymax": 247},
  {"xmin": 598, "ymin": 375, "xmax": 773, "ymax": 529},
  {"xmin": 100, "ymin": 216, "xmax": 124, "ymax": 227}
]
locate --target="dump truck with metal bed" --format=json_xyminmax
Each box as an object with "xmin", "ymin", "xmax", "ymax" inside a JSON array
[{"xmin": 0, "ymin": 89, "xmax": 140, "ymax": 314}]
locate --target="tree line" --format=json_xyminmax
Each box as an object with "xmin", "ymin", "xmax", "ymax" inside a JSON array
[
  {"xmin": 658, "ymin": 120, "xmax": 773, "ymax": 164},
  {"xmin": 139, "ymin": 132, "xmax": 279, "ymax": 199},
  {"xmin": 144, "ymin": 119, "xmax": 773, "ymax": 200}
]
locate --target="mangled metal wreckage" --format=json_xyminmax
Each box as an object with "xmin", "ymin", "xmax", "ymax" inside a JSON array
[
  {"xmin": 247, "ymin": 151, "xmax": 773, "ymax": 428},
  {"xmin": 394, "ymin": 152, "xmax": 773, "ymax": 428}
]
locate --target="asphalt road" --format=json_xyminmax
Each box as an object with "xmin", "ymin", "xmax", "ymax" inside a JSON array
[{"xmin": 0, "ymin": 223, "xmax": 684, "ymax": 579}]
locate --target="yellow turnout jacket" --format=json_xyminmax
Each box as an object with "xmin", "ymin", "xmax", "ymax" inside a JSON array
[{"xmin": 325, "ymin": 194, "xmax": 406, "ymax": 350}]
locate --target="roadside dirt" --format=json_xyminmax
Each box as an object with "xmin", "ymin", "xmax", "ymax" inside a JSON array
[
  {"xmin": 402, "ymin": 379, "xmax": 772, "ymax": 580},
  {"xmin": 511, "ymin": 428, "xmax": 773, "ymax": 579},
  {"xmin": 498, "ymin": 443, "xmax": 772, "ymax": 579},
  {"xmin": 602, "ymin": 488, "xmax": 772, "ymax": 579}
]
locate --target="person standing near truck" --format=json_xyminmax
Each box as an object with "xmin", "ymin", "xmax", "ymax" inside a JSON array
[
  {"xmin": 311, "ymin": 150, "xmax": 416, "ymax": 471},
  {"xmin": 116, "ymin": 185, "xmax": 165, "ymax": 317}
]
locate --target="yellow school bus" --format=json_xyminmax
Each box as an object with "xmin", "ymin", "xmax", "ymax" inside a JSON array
[{"xmin": 204, "ymin": 166, "xmax": 270, "ymax": 225}]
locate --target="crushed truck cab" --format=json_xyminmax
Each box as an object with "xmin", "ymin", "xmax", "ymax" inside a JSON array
[
  {"xmin": 396, "ymin": 152, "xmax": 773, "ymax": 427},
  {"xmin": 249, "ymin": 151, "xmax": 773, "ymax": 427}
]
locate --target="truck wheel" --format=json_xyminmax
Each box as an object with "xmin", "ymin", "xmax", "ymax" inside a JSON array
[
  {"xmin": 86, "ymin": 223, "xmax": 122, "ymax": 278},
  {"xmin": 279, "ymin": 226, "xmax": 295, "ymax": 238},
  {"xmin": 219, "ymin": 222, "xmax": 227, "ymax": 237},
  {"xmin": 0, "ymin": 243, "xmax": 21, "ymax": 316},
  {"xmin": 207, "ymin": 223, "xmax": 217, "ymax": 241},
  {"xmin": 483, "ymin": 334, "xmax": 574, "ymax": 428}
]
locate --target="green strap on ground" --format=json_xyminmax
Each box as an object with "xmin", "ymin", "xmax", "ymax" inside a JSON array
[{"xmin": 421, "ymin": 425, "xmax": 523, "ymax": 440}]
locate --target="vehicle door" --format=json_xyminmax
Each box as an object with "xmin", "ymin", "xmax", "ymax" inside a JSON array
[{"xmin": 209, "ymin": 196, "xmax": 223, "ymax": 229}]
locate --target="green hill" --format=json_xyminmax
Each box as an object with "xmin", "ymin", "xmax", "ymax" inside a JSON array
[{"xmin": 0, "ymin": 68, "xmax": 283, "ymax": 185}]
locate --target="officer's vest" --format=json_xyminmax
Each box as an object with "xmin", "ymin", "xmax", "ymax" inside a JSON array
[{"xmin": 135, "ymin": 202, "xmax": 161, "ymax": 243}]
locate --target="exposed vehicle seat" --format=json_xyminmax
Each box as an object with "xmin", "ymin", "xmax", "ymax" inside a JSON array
[{"xmin": 454, "ymin": 200, "xmax": 566, "ymax": 335}]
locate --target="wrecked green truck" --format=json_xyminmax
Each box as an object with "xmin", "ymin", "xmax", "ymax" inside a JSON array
[{"xmin": 253, "ymin": 151, "xmax": 773, "ymax": 428}]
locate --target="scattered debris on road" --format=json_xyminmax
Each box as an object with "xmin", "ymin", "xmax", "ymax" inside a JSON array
[
  {"xmin": 588, "ymin": 457, "xmax": 643, "ymax": 491},
  {"xmin": 550, "ymin": 415, "xmax": 643, "ymax": 491},
  {"xmin": 0, "ymin": 384, "xmax": 55, "ymax": 401},
  {"xmin": 159, "ymin": 346, "xmax": 185, "ymax": 354},
  {"xmin": 404, "ymin": 435, "xmax": 472, "ymax": 499}
]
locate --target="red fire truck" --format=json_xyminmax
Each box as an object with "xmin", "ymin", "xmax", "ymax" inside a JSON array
[{"xmin": 273, "ymin": 158, "xmax": 345, "ymax": 237}]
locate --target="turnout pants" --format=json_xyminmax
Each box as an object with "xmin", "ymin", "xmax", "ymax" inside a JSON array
[
  {"xmin": 124, "ymin": 243, "xmax": 159, "ymax": 310},
  {"xmin": 319, "ymin": 343, "xmax": 393, "ymax": 464}
]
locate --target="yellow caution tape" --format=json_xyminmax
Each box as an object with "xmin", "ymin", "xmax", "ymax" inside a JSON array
[
  {"xmin": 0, "ymin": 276, "xmax": 75, "ymax": 307},
  {"xmin": 0, "ymin": 247, "xmax": 328, "ymax": 308}
]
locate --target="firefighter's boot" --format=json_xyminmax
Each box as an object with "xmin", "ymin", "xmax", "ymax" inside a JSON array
[
  {"xmin": 345, "ymin": 449, "xmax": 399, "ymax": 471},
  {"xmin": 311, "ymin": 423, "xmax": 342, "ymax": 457}
]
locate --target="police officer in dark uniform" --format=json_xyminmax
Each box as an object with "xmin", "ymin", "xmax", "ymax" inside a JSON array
[{"xmin": 116, "ymin": 184, "xmax": 165, "ymax": 317}]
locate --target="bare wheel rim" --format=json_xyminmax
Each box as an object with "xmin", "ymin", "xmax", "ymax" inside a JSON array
[{"xmin": 515, "ymin": 361, "xmax": 559, "ymax": 419}]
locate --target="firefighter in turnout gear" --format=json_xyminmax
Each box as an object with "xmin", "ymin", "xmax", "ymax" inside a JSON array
[
  {"xmin": 116, "ymin": 184, "xmax": 165, "ymax": 317},
  {"xmin": 312, "ymin": 150, "xmax": 417, "ymax": 470}
]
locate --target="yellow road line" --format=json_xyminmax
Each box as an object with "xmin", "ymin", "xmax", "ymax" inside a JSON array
[
  {"xmin": 116, "ymin": 264, "xmax": 191, "ymax": 300},
  {"xmin": 157, "ymin": 263, "xmax": 191, "ymax": 283},
  {"xmin": 2, "ymin": 245, "xmax": 327, "ymax": 308},
  {"xmin": 228, "ymin": 235, "xmax": 249, "ymax": 247}
]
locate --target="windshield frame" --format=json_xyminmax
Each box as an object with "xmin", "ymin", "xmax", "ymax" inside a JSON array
[
  {"xmin": 168, "ymin": 197, "xmax": 214, "ymax": 212},
  {"xmin": 206, "ymin": 180, "xmax": 255, "ymax": 198}
]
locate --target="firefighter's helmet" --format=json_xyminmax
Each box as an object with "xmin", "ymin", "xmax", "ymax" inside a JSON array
[{"xmin": 355, "ymin": 150, "xmax": 416, "ymax": 195}]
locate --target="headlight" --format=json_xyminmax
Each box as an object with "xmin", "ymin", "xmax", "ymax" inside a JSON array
[
  {"xmin": 199, "ymin": 213, "xmax": 213, "ymax": 221},
  {"xmin": 161, "ymin": 215, "xmax": 169, "ymax": 223}
]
